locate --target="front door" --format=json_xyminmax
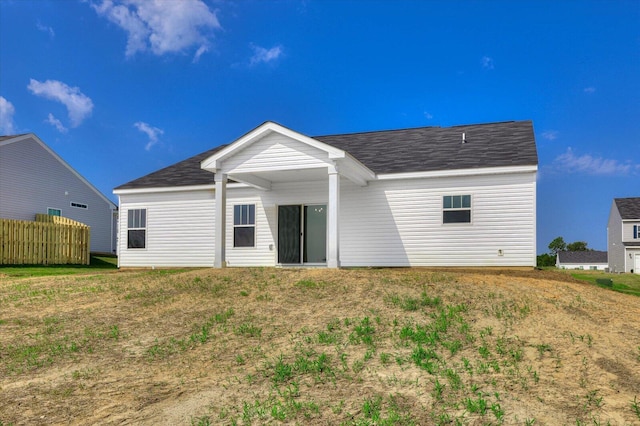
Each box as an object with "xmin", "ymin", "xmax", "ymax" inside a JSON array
[{"xmin": 278, "ymin": 204, "xmax": 327, "ymax": 264}]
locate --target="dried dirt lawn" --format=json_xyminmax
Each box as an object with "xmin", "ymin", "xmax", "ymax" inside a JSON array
[{"xmin": 1, "ymin": 268, "xmax": 639, "ymax": 425}]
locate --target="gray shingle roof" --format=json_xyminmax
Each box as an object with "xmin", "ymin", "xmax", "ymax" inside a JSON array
[
  {"xmin": 557, "ymin": 250, "xmax": 608, "ymax": 264},
  {"xmin": 315, "ymin": 120, "xmax": 537, "ymax": 174},
  {"xmin": 116, "ymin": 146, "xmax": 226, "ymax": 190},
  {"xmin": 615, "ymin": 197, "xmax": 640, "ymax": 219},
  {"xmin": 115, "ymin": 120, "xmax": 537, "ymax": 190}
]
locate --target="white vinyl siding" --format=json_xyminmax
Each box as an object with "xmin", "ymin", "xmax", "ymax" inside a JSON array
[
  {"xmin": 339, "ymin": 172, "xmax": 536, "ymax": 267},
  {"xmin": 117, "ymin": 170, "xmax": 536, "ymax": 268},
  {"xmin": 222, "ymin": 132, "xmax": 330, "ymax": 175},
  {"xmin": 118, "ymin": 190, "xmax": 215, "ymax": 267},
  {"xmin": 224, "ymin": 181, "xmax": 329, "ymax": 267}
]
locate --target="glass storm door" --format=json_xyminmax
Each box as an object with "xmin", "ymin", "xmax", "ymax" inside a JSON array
[{"xmin": 278, "ymin": 204, "xmax": 327, "ymax": 264}]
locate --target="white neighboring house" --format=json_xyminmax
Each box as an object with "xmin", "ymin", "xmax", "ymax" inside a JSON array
[
  {"xmin": 0, "ymin": 133, "xmax": 118, "ymax": 254},
  {"xmin": 113, "ymin": 120, "xmax": 538, "ymax": 268},
  {"xmin": 607, "ymin": 197, "xmax": 640, "ymax": 274},
  {"xmin": 556, "ymin": 251, "xmax": 608, "ymax": 271}
]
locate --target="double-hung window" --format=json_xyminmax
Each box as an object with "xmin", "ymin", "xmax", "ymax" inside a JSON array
[
  {"xmin": 127, "ymin": 209, "xmax": 146, "ymax": 249},
  {"xmin": 234, "ymin": 204, "xmax": 255, "ymax": 247},
  {"xmin": 443, "ymin": 195, "xmax": 471, "ymax": 224},
  {"xmin": 634, "ymin": 225, "xmax": 639, "ymax": 239},
  {"xmin": 47, "ymin": 208, "xmax": 61, "ymax": 216}
]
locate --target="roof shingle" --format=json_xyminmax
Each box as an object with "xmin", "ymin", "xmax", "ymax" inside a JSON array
[
  {"xmin": 557, "ymin": 251, "xmax": 608, "ymax": 264},
  {"xmin": 615, "ymin": 197, "xmax": 640, "ymax": 220},
  {"xmin": 115, "ymin": 120, "xmax": 537, "ymax": 190}
]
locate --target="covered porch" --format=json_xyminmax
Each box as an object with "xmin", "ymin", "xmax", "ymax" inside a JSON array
[{"xmin": 200, "ymin": 122, "xmax": 375, "ymax": 268}]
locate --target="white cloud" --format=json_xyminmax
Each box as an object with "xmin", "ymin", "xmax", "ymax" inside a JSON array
[
  {"xmin": 92, "ymin": 0, "xmax": 220, "ymax": 58},
  {"xmin": 249, "ymin": 44, "xmax": 283, "ymax": 66},
  {"xmin": 46, "ymin": 113, "xmax": 68, "ymax": 133},
  {"xmin": 584, "ymin": 86, "xmax": 596, "ymax": 94},
  {"xmin": 0, "ymin": 96, "xmax": 17, "ymax": 134},
  {"xmin": 481, "ymin": 56, "xmax": 494, "ymax": 70},
  {"xmin": 36, "ymin": 21, "xmax": 55, "ymax": 38},
  {"xmin": 134, "ymin": 121, "xmax": 164, "ymax": 150},
  {"xmin": 27, "ymin": 79, "xmax": 94, "ymax": 127},
  {"xmin": 424, "ymin": 112, "xmax": 433, "ymax": 120},
  {"xmin": 554, "ymin": 147, "xmax": 637, "ymax": 176},
  {"xmin": 542, "ymin": 130, "xmax": 559, "ymax": 141}
]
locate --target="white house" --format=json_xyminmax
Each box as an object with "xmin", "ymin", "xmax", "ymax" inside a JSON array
[
  {"xmin": 556, "ymin": 250, "xmax": 608, "ymax": 270},
  {"xmin": 607, "ymin": 197, "xmax": 640, "ymax": 273},
  {"xmin": 0, "ymin": 133, "xmax": 118, "ymax": 254},
  {"xmin": 113, "ymin": 121, "xmax": 538, "ymax": 268}
]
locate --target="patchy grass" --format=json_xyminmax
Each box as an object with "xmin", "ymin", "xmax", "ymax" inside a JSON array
[{"xmin": 0, "ymin": 268, "xmax": 639, "ymax": 425}]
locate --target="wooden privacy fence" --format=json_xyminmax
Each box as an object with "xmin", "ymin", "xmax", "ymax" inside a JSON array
[{"xmin": 0, "ymin": 214, "xmax": 90, "ymax": 265}]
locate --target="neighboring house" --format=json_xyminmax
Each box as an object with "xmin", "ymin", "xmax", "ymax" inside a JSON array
[
  {"xmin": 556, "ymin": 250, "xmax": 608, "ymax": 270},
  {"xmin": 607, "ymin": 197, "xmax": 640, "ymax": 274},
  {"xmin": 113, "ymin": 120, "xmax": 538, "ymax": 268},
  {"xmin": 0, "ymin": 133, "xmax": 118, "ymax": 254}
]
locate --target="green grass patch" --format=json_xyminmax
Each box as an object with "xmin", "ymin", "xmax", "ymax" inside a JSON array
[
  {"xmin": 0, "ymin": 255, "xmax": 117, "ymax": 278},
  {"xmin": 570, "ymin": 272, "xmax": 640, "ymax": 297}
]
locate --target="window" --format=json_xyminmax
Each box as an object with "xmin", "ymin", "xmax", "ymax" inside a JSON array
[
  {"xmin": 234, "ymin": 204, "xmax": 255, "ymax": 247},
  {"xmin": 634, "ymin": 225, "xmax": 639, "ymax": 239},
  {"xmin": 47, "ymin": 208, "xmax": 61, "ymax": 216},
  {"xmin": 443, "ymin": 195, "xmax": 471, "ymax": 224},
  {"xmin": 71, "ymin": 202, "xmax": 88, "ymax": 209},
  {"xmin": 127, "ymin": 209, "xmax": 146, "ymax": 249}
]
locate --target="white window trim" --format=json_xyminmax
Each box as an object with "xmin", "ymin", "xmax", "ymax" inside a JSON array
[
  {"xmin": 127, "ymin": 208, "xmax": 147, "ymax": 250},
  {"xmin": 442, "ymin": 194, "xmax": 472, "ymax": 225},
  {"xmin": 47, "ymin": 207, "xmax": 62, "ymax": 216},
  {"xmin": 233, "ymin": 204, "xmax": 256, "ymax": 249}
]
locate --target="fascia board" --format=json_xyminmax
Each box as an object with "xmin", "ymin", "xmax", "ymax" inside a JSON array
[
  {"xmin": 376, "ymin": 165, "xmax": 538, "ymax": 180},
  {"xmin": 114, "ymin": 182, "xmax": 248, "ymax": 195}
]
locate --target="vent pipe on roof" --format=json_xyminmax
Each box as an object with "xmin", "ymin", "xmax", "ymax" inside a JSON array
[{"xmin": 462, "ymin": 132, "xmax": 466, "ymax": 144}]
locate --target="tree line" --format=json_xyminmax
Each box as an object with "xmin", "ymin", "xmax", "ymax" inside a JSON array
[{"xmin": 537, "ymin": 236, "xmax": 591, "ymax": 267}]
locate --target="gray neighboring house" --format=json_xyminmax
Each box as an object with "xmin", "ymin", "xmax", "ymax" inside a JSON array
[
  {"xmin": 607, "ymin": 197, "xmax": 640, "ymax": 273},
  {"xmin": 114, "ymin": 120, "xmax": 538, "ymax": 268},
  {"xmin": 556, "ymin": 250, "xmax": 608, "ymax": 270},
  {"xmin": 0, "ymin": 133, "xmax": 118, "ymax": 253}
]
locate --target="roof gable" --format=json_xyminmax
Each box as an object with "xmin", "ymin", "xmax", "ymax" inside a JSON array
[
  {"xmin": 201, "ymin": 121, "xmax": 348, "ymax": 172},
  {"xmin": 614, "ymin": 197, "xmax": 640, "ymax": 219},
  {"xmin": 1, "ymin": 133, "xmax": 117, "ymax": 209}
]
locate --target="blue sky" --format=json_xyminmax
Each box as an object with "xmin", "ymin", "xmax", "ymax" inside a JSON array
[{"xmin": 1, "ymin": 0, "xmax": 638, "ymax": 253}]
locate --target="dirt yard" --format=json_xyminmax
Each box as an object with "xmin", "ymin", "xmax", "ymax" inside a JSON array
[{"xmin": 1, "ymin": 268, "xmax": 639, "ymax": 425}]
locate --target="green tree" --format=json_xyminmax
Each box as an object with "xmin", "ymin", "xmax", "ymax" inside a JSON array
[
  {"xmin": 536, "ymin": 253, "xmax": 556, "ymax": 267},
  {"xmin": 548, "ymin": 237, "xmax": 566, "ymax": 255},
  {"xmin": 566, "ymin": 241, "xmax": 589, "ymax": 251}
]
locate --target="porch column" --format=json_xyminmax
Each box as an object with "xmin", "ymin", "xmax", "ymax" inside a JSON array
[
  {"xmin": 214, "ymin": 173, "xmax": 227, "ymax": 268},
  {"xmin": 327, "ymin": 165, "xmax": 340, "ymax": 268}
]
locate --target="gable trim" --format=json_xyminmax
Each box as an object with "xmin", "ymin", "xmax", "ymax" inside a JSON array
[{"xmin": 201, "ymin": 121, "xmax": 347, "ymax": 172}]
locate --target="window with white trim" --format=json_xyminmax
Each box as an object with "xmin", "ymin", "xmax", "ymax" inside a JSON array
[
  {"xmin": 127, "ymin": 209, "xmax": 146, "ymax": 249},
  {"xmin": 234, "ymin": 204, "xmax": 255, "ymax": 247},
  {"xmin": 47, "ymin": 208, "xmax": 61, "ymax": 216},
  {"xmin": 443, "ymin": 195, "xmax": 471, "ymax": 224}
]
